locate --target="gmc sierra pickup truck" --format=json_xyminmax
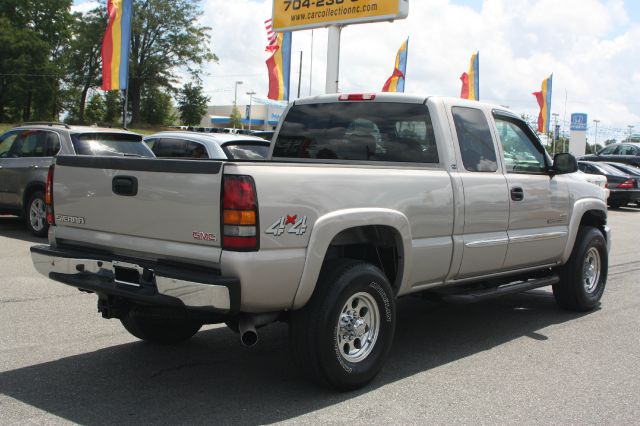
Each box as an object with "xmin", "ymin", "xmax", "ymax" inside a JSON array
[{"xmin": 31, "ymin": 93, "xmax": 610, "ymax": 390}]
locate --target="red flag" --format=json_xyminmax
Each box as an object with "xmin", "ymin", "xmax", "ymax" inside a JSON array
[
  {"xmin": 532, "ymin": 91, "xmax": 544, "ymax": 133},
  {"xmin": 266, "ymin": 50, "xmax": 281, "ymax": 100},
  {"xmin": 382, "ymin": 68, "xmax": 405, "ymax": 92},
  {"xmin": 460, "ymin": 72, "xmax": 469, "ymax": 99}
]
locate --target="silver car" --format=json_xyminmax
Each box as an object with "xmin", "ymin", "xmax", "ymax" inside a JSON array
[
  {"xmin": 144, "ymin": 131, "xmax": 270, "ymax": 160},
  {"xmin": 0, "ymin": 123, "xmax": 153, "ymax": 236}
]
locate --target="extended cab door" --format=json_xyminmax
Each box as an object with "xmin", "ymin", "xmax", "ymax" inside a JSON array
[
  {"xmin": 492, "ymin": 112, "xmax": 570, "ymax": 269},
  {"xmin": 449, "ymin": 105, "xmax": 510, "ymax": 279}
]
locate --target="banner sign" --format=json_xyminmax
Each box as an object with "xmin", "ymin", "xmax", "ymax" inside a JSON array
[
  {"xmin": 570, "ymin": 113, "xmax": 588, "ymax": 131},
  {"xmin": 272, "ymin": 0, "xmax": 409, "ymax": 32}
]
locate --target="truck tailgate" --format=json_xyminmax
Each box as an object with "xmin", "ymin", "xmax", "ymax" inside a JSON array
[{"xmin": 52, "ymin": 156, "xmax": 223, "ymax": 265}]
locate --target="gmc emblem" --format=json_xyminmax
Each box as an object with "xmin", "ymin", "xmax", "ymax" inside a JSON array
[{"xmin": 193, "ymin": 231, "xmax": 217, "ymax": 242}]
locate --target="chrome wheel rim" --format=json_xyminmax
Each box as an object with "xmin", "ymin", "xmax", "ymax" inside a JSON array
[
  {"xmin": 583, "ymin": 247, "xmax": 601, "ymax": 294},
  {"xmin": 336, "ymin": 291, "xmax": 379, "ymax": 363},
  {"xmin": 29, "ymin": 198, "xmax": 46, "ymax": 232}
]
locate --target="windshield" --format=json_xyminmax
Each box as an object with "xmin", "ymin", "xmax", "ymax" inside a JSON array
[
  {"xmin": 222, "ymin": 142, "xmax": 270, "ymax": 160},
  {"xmin": 71, "ymin": 133, "xmax": 154, "ymax": 157}
]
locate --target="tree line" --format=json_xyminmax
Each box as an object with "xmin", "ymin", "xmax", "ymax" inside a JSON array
[{"xmin": 0, "ymin": 0, "xmax": 215, "ymax": 127}]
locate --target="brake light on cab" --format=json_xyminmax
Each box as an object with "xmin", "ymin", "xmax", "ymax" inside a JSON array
[
  {"xmin": 338, "ymin": 93, "xmax": 376, "ymax": 101},
  {"xmin": 222, "ymin": 175, "xmax": 259, "ymax": 251},
  {"xmin": 45, "ymin": 164, "xmax": 55, "ymax": 225}
]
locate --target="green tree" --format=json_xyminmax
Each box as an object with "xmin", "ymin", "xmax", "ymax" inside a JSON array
[
  {"xmin": 104, "ymin": 91, "xmax": 122, "ymax": 125},
  {"xmin": 127, "ymin": 0, "xmax": 217, "ymax": 125},
  {"xmin": 85, "ymin": 93, "xmax": 106, "ymax": 124},
  {"xmin": 229, "ymin": 107, "xmax": 242, "ymax": 129},
  {"xmin": 66, "ymin": 6, "xmax": 107, "ymax": 123},
  {"xmin": 141, "ymin": 87, "xmax": 176, "ymax": 125},
  {"xmin": 0, "ymin": 0, "xmax": 73, "ymax": 121},
  {"xmin": 177, "ymin": 82, "xmax": 209, "ymax": 125}
]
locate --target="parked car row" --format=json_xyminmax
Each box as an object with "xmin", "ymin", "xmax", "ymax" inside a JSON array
[
  {"xmin": 578, "ymin": 160, "xmax": 640, "ymax": 208},
  {"xmin": 0, "ymin": 123, "xmax": 272, "ymax": 236}
]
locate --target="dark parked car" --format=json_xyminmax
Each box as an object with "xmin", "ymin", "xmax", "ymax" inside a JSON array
[
  {"xmin": 144, "ymin": 131, "xmax": 271, "ymax": 160},
  {"xmin": 578, "ymin": 160, "xmax": 640, "ymax": 208},
  {"xmin": 580, "ymin": 143, "xmax": 640, "ymax": 167},
  {"xmin": 0, "ymin": 123, "xmax": 153, "ymax": 236}
]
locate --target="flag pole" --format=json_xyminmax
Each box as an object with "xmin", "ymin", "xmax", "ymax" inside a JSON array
[{"xmin": 122, "ymin": 0, "xmax": 133, "ymax": 129}]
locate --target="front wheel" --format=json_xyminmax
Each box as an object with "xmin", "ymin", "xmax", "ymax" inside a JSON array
[
  {"xmin": 121, "ymin": 310, "xmax": 202, "ymax": 345},
  {"xmin": 553, "ymin": 226, "xmax": 608, "ymax": 312},
  {"xmin": 26, "ymin": 191, "xmax": 48, "ymax": 237},
  {"xmin": 289, "ymin": 259, "xmax": 396, "ymax": 391}
]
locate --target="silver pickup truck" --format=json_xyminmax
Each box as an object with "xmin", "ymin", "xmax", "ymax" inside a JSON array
[{"xmin": 31, "ymin": 93, "xmax": 610, "ymax": 390}]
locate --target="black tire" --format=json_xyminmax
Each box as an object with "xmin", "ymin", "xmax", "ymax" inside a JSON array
[
  {"xmin": 553, "ymin": 226, "xmax": 608, "ymax": 312},
  {"xmin": 289, "ymin": 259, "xmax": 396, "ymax": 391},
  {"xmin": 25, "ymin": 191, "xmax": 48, "ymax": 237},
  {"xmin": 120, "ymin": 310, "xmax": 202, "ymax": 345}
]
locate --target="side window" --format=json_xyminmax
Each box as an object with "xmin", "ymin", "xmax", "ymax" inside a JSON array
[
  {"xmin": 144, "ymin": 138, "xmax": 157, "ymax": 150},
  {"xmin": 0, "ymin": 131, "xmax": 19, "ymax": 158},
  {"xmin": 620, "ymin": 145, "xmax": 638, "ymax": 156},
  {"xmin": 185, "ymin": 141, "xmax": 208, "ymax": 158},
  {"xmin": 599, "ymin": 145, "xmax": 619, "ymax": 155},
  {"xmin": 494, "ymin": 116, "xmax": 548, "ymax": 174},
  {"xmin": 44, "ymin": 132, "xmax": 61, "ymax": 156},
  {"xmin": 452, "ymin": 107, "xmax": 497, "ymax": 172},
  {"xmin": 9, "ymin": 131, "xmax": 47, "ymax": 158}
]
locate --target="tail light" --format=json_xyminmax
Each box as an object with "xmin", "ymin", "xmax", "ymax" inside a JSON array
[
  {"xmin": 222, "ymin": 175, "xmax": 258, "ymax": 251},
  {"xmin": 45, "ymin": 165, "xmax": 55, "ymax": 225},
  {"xmin": 617, "ymin": 179, "xmax": 636, "ymax": 189}
]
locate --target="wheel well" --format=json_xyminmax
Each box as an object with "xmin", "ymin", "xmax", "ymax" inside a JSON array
[
  {"xmin": 324, "ymin": 225, "xmax": 403, "ymax": 292},
  {"xmin": 580, "ymin": 209, "xmax": 607, "ymax": 237},
  {"xmin": 23, "ymin": 183, "xmax": 45, "ymax": 213}
]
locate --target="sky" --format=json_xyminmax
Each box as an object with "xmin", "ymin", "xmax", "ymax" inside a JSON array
[{"xmin": 73, "ymin": 0, "xmax": 640, "ymax": 141}]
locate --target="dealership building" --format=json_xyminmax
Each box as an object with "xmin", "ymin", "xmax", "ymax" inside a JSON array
[{"xmin": 199, "ymin": 100, "xmax": 287, "ymax": 130}]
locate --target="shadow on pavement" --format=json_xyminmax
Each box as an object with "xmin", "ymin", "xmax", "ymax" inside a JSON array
[
  {"xmin": 0, "ymin": 290, "xmax": 590, "ymax": 424},
  {"xmin": 0, "ymin": 216, "xmax": 45, "ymax": 244}
]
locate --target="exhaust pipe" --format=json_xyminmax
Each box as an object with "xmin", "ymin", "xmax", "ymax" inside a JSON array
[
  {"xmin": 239, "ymin": 318, "xmax": 258, "ymax": 347},
  {"xmin": 238, "ymin": 313, "xmax": 280, "ymax": 347}
]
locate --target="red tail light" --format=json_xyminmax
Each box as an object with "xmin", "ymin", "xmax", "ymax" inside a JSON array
[
  {"xmin": 617, "ymin": 179, "xmax": 636, "ymax": 189},
  {"xmin": 45, "ymin": 165, "xmax": 55, "ymax": 225},
  {"xmin": 338, "ymin": 93, "xmax": 376, "ymax": 101},
  {"xmin": 222, "ymin": 175, "xmax": 258, "ymax": 251}
]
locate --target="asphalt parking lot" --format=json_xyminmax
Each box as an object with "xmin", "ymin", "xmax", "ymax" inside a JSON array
[{"xmin": 1, "ymin": 208, "xmax": 639, "ymax": 425}]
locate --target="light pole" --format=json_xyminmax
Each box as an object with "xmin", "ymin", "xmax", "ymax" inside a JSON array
[
  {"xmin": 234, "ymin": 81, "xmax": 243, "ymax": 107},
  {"xmin": 246, "ymin": 90, "xmax": 256, "ymax": 131},
  {"xmin": 628, "ymin": 125, "xmax": 635, "ymax": 142},
  {"xmin": 593, "ymin": 119, "xmax": 600, "ymax": 150},
  {"xmin": 552, "ymin": 113, "xmax": 560, "ymax": 153}
]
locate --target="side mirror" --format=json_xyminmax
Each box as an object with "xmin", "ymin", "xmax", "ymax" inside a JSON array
[{"xmin": 552, "ymin": 153, "xmax": 578, "ymax": 175}]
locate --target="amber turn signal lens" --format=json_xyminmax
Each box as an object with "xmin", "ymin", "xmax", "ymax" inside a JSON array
[{"xmin": 223, "ymin": 209, "xmax": 256, "ymax": 225}]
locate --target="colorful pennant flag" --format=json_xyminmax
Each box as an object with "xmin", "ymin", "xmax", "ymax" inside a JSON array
[
  {"xmin": 264, "ymin": 19, "xmax": 291, "ymax": 101},
  {"xmin": 532, "ymin": 74, "xmax": 553, "ymax": 134},
  {"xmin": 101, "ymin": 0, "xmax": 133, "ymax": 91},
  {"xmin": 460, "ymin": 51, "xmax": 479, "ymax": 101},
  {"xmin": 382, "ymin": 38, "xmax": 409, "ymax": 92}
]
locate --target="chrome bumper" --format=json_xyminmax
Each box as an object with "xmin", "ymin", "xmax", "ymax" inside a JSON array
[{"xmin": 31, "ymin": 245, "xmax": 238, "ymax": 313}]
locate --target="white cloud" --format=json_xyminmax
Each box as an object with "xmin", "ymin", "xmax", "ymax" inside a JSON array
[
  {"xmin": 71, "ymin": 0, "xmax": 100, "ymax": 14},
  {"xmin": 197, "ymin": 0, "xmax": 639, "ymax": 139}
]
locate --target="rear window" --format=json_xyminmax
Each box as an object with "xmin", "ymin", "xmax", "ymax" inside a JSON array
[
  {"xmin": 71, "ymin": 133, "xmax": 153, "ymax": 157},
  {"xmin": 273, "ymin": 102, "xmax": 439, "ymax": 163},
  {"xmin": 222, "ymin": 142, "xmax": 270, "ymax": 160}
]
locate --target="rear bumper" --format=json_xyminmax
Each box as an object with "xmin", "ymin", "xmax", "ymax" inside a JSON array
[
  {"xmin": 30, "ymin": 245, "xmax": 239, "ymax": 314},
  {"xmin": 608, "ymin": 189, "xmax": 640, "ymax": 203}
]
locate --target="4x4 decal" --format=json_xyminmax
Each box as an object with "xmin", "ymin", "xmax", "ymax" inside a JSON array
[{"xmin": 265, "ymin": 214, "xmax": 308, "ymax": 236}]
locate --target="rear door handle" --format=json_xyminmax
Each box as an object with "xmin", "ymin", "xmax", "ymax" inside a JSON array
[
  {"xmin": 511, "ymin": 186, "xmax": 524, "ymax": 201},
  {"xmin": 112, "ymin": 176, "xmax": 138, "ymax": 196}
]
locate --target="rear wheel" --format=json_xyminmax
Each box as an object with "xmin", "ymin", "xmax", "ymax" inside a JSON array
[
  {"xmin": 25, "ymin": 191, "xmax": 48, "ymax": 237},
  {"xmin": 289, "ymin": 259, "xmax": 396, "ymax": 391},
  {"xmin": 121, "ymin": 310, "xmax": 202, "ymax": 345},
  {"xmin": 553, "ymin": 226, "xmax": 608, "ymax": 311}
]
